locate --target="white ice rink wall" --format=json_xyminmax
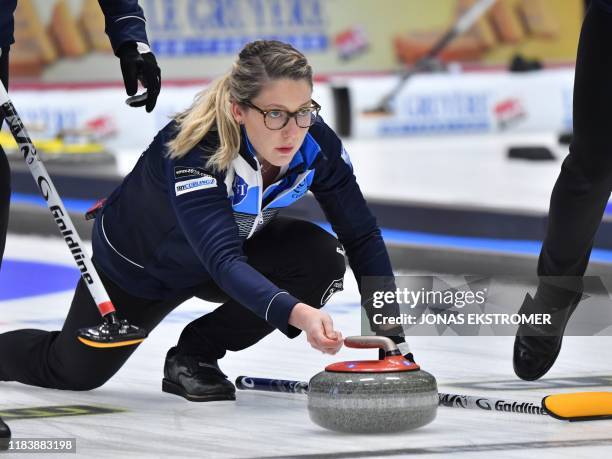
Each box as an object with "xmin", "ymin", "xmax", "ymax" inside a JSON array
[{"xmin": 3, "ymin": 67, "xmax": 574, "ymax": 151}]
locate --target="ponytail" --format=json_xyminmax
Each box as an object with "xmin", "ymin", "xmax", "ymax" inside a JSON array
[{"xmin": 166, "ymin": 73, "xmax": 242, "ymax": 172}]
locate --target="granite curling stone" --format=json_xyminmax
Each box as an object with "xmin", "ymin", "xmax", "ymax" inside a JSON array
[{"xmin": 308, "ymin": 336, "xmax": 438, "ymax": 433}]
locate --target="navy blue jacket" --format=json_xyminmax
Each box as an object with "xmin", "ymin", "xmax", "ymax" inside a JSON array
[
  {"xmin": 595, "ymin": 0, "xmax": 612, "ymax": 12},
  {"xmin": 92, "ymin": 118, "xmax": 394, "ymax": 336},
  {"xmin": 0, "ymin": 0, "xmax": 148, "ymax": 52}
]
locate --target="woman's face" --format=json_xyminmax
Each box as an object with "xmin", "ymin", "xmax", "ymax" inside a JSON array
[{"xmin": 232, "ymin": 78, "xmax": 313, "ymax": 168}]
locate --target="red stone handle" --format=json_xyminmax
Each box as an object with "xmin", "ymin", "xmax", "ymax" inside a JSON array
[{"xmin": 344, "ymin": 336, "xmax": 398, "ymax": 353}]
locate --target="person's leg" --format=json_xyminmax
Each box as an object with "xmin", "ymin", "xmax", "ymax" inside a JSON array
[
  {"xmin": 0, "ymin": 415, "xmax": 9, "ymax": 450},
  {"xmin": 163, "ymin": 217, "xmax": 346, "ymax": 401},
  {"xmin": 0, "ymin": 270, "xmax": 187, "ymax": 390},
  {"xmin": 178, "ymin": 217, "xmax": 346, "ymax": 358},
  {"xmin": 539, "ymin": 3, "xmax": 612, "ymax": 277},
  {"xmin": 162, "ymin": 278, "xmax": 238, "ymax": 402},
  {"xmin": 514, "ymin": 2, "xmax": 612, "ymax": 380},
  {"xmin": 0, "ymin": 45, "xmax": 12, "ymax": 449},
  {"xmin": 0, "ymin": 46, "xmax": 11, "ymax": 271}
]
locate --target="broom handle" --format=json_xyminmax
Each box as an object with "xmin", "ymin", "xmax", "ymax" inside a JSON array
[{"xmin": 235, "ymin": 376, "xmax": 549, "ymax": 417}]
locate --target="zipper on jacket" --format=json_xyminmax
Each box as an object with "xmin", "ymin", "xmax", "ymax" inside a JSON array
[{"xmin": 247, "ymin": 158, "xmax": 264, "ymax": 238}]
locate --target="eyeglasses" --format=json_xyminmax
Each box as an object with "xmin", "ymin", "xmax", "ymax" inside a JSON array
[{"xmin": 243, "ymin": 100, "xmax": 321, "ymax": 130}]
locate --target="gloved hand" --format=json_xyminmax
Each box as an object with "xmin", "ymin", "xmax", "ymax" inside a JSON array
[{"xmin": 118, "ymin": 42, "xmax": 161, "ymax": 112}]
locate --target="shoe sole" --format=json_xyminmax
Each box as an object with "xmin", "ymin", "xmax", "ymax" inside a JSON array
[
  {"xmin": 513, "ymin": 336, "xmax": 564, "ymax": 382},
  {"xmin": 514, "ymin": 292, "xmax": 582, "ymax": 381},
  {"xmin": 162, "ymin": 378, "xmax": 236, "ymax": 402}
]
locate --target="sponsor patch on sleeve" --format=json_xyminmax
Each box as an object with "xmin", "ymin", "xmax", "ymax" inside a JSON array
[
  {"xmin": 174, "ymin": 166, "xmax": 211, "ymax": 180},
  {"xmin": 175, "ymin": 176, "xmax": 218, "ymax": 196}
]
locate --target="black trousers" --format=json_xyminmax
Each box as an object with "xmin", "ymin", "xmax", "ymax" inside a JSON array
[
  {"xmin": 538, "ymin": 3, "xmax": 612, "ymax": 277},
  {"xmin": 0, "ymin": 217, "xmax": 346, "ymax": 390},
  {"xmin": 0, "ymin": 46, "xmax": 10, "ymax": 271}
]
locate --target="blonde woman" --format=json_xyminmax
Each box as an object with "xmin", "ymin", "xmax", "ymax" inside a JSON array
[{"xmin": 0, "ymin": 40, "xmax": 405, "ymax": 402}]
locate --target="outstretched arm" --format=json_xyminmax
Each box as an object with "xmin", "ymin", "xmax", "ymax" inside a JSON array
[{"xmin": 98, "ymin": 0, "xmax": 161, "ymax": 112}]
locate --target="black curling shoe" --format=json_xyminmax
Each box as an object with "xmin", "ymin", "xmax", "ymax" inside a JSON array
[
  {"xmin": 162, "ymin": 347, "xmax": 236, "ymax": 402},
  {"xmin": 0, "ymin": 416, "xmax": 10, "ymax": 451},
  {"xmin": 513, "ymin": 289, "xmax": 582, "ymax": 381}
]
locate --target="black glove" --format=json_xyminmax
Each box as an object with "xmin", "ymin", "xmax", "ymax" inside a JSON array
[
  {"xmin": 378, "ymin": 335, "xmax": 415, "ymax": 363},
  {"xmin": 118, "ymin": 42, "xmax": 161, "ymax": 113}
]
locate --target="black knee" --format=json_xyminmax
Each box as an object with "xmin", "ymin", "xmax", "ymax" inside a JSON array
[
  {"xmin": 0, "ymin": 329, "xmax": 113, "ymax": 391},
  {"xmin": 49, "ymin": 362, "xmax": 113, "ymax": 391},
  {"xmin": 58, "ymin": 377, "xmax": 108, "ymax": 391},
  {"xmin": 562, "ymin": 144, "xmax": 612, "ymax": 190},
  {"xmin": 290, "ymin": 220, "xmax": 346, "ymax": 283},
  {"xmin": 245, "ymin": 218, "xmax": 347, "ymax": 308},
  {"xmin": 308, "ymin": 230, "xmax": 347, "ymax": 308}
]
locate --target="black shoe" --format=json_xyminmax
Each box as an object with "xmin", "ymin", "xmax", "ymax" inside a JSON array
[
  {"xmin": 513, "ymin": 287, "xmax": 582, "ymax": 381},
  {"xmin": 162, "ymin": 347, "xmax": 236, "ymax": 402},
  {"xmin": 0, "ymin": 416, "xmax": 10, "ymax": 451}
]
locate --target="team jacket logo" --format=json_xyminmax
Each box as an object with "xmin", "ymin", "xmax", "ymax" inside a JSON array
[
  {"xmin": 174, "ymin": 166, "xmax": 210, "ymax": 180},
  {"xmin": 291, "ymin": 179, "xmax": 308, "ymax": 199},
  {"xmin": 321, "ymin": 278, "xmax": 344, "ymax": 305},
  {"xmin": 175, "ymin": 176, "xmax": 217, "ymax": 196},
  {"xmin": 232, "ymin": 174, "xmax": 248, "ymax": 205}
]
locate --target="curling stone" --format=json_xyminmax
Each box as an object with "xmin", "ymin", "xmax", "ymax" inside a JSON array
[{"xmin": 307, "ymin": 336, "xmax": 437, "ymax": 433}]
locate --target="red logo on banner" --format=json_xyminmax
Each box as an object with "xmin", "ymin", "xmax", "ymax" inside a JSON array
[
  {"xmin": 494, "ymin": 98, "xmax": 526, "ymax": 130},
  {"xmin": 335, "ymin": 26, "xmax": 369, "ymax": 60}
]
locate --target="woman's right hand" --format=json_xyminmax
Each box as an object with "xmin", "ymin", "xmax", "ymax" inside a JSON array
[{"xmin": 288, "ymin": 303, "xmax": 343, "ymax": 354}]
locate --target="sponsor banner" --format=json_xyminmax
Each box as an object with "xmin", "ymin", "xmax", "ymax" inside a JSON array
[
  {"xmin": 348, "ymin": 67, "xmax": 575, "ymax": 137},
  {"xmin": 1, "ymin": 69, "xmax": 574, "ymax": 149},
  {"xmin": 1, "ymin": 82, "xmax": 334, "ymax": 150},
  {"xmin": 11, "ymin": 0, "xmax": 582, "ymax": 81}
]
